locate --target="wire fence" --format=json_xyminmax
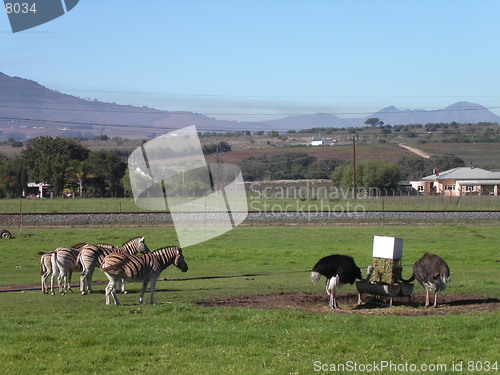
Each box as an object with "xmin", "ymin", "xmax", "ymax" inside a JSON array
[{"xmin": 1, "ymin": 193, "xmax": 500, "ymax": 215}]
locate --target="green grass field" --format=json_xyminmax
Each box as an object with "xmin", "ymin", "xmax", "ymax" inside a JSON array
[
  {"xmin": 0, "ymin": 225, "xmax": 499, "ymax": 374},
  {"xmin": 1, "ymin": 194, "xmax": 500, "ymax": 215}
]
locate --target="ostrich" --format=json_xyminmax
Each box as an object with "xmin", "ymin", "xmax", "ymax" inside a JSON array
[
  {"xmin": 403, "ymin": 253, "xmax": 450, "ymax": 308},
  {"xmin": 311, "ymin": 254, "xmax": 372, "ymax": 309}
]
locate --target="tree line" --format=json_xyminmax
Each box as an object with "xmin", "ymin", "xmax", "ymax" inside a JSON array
[
  {"xmin": 240, "ymin": 152, "xmax": 465, "ymax": 190},
  {"xmin": 0, "ymin": 137, "xmax": 126, "ymax": 198},
  {"xmin": 0, "ymin": 136, "xmax": 466, "ymax": 199}
]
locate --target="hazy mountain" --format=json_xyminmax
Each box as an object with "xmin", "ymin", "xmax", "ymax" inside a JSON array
[
  {"xmin": 0, "ymin": 72, "xmax": 498, "ymax": 140},
  {"xmin": 259, "ymin": 102, "xmax": 499, "ymax": 130},
  {"xmin": 0, "ymin": 72, "xmax": 264, "ymax": 140},
  {"xmin": 372, "ymin": 102, "xmax": 500, "ymax": 125},
  {"xmin": 260, "ymin": 113, "xmax": 363, "ymax": 130}
]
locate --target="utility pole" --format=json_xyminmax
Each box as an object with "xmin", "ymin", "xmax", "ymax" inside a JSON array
[{"xmin": 352, "ymin": 135, "xmax": 357, "ymax": 200}]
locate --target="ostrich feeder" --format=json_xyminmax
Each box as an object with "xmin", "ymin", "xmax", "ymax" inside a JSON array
[{"xmin": 356, "ymin": 235, "xmax": 414, "ymax": 306}]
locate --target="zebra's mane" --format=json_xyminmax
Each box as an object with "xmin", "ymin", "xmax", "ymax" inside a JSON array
[
  {"xmin": 153, "ymin": 246, "xmax": 181, "ymax": 254},
  {"xmin": 120, "ymin": 236, "xmax": 144, "ymax": 247}
]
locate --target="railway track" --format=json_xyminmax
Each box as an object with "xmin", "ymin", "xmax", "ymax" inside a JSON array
[{"xmin": 1, "ymin": 210, "xmax": 500, "ymax": 227}]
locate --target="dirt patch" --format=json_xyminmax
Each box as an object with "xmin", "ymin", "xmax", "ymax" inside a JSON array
[
  {"xmin": 198, "ymin": 292, "xmax": 500, "ymax": 316},
  {"xmin": 3, "ymin": 282, "xmax": 498, "ymax": 316}
]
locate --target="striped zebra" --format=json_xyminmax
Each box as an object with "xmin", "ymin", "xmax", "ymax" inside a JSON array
[
  {"xmin": 79, "ymin": 236, "xmax": 150, "ymax": 295},
  {"xmin": 50, "ymin": 243, "xmax": 87, "ymax": 295},
  {"xmin": 39, "ymin": 251, "xmax": 55, "ymax": 294},
  {"xmin": 101, "ymin": 246, "xmax": 188, "ymax": 305}
]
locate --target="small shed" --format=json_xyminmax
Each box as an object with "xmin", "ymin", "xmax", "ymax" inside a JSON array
[
  {"xmin": 24, "ymin": 182, "xmax": 50, "ymax": 198},
  {"xmin": 310, "ymin": 137, "xmax": 327, "ymax": 146}
]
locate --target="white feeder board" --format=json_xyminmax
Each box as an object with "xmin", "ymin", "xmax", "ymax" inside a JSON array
[{"xmin": 372, "ymin": 236, "xmax": 403, "ymax": 260}]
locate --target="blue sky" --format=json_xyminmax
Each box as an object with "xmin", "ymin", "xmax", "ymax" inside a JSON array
[{"xmin": 1, "ymin": 0, "xmax": 499, "ymax": 121}]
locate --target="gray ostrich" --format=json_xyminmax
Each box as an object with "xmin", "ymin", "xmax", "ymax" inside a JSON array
[{"xmin": 403, "ymin": 253, "xmax": 450, "ymax": 308}]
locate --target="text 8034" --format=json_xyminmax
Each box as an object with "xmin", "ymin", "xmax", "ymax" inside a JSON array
[{"xmin": 5, "ymin": 2, "xmax": 37, "ymax": 14}]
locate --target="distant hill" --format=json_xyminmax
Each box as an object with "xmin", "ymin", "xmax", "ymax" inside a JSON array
[
  {"xmin": 0, "ymin": 72, "xmax": 264, "ymax": 140},
  {"xmin": 0, "ymin": 72, "xmax": 498, "ymax": 140},
  {"xmin": 259, "ymin": 113, "xmax": 363, "ymax": 130},
  {"xmin": 261, "ymin": 102, "xmax": 500, "ymax": 130},
  {"xmin": 372, "ymin": 102, "xmax": 500, "ymax": 125}
]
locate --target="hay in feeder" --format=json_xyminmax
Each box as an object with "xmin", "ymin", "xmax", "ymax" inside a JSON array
[{"xmin": 371, "ymin": 257, "xmax": 402, "ymax": 284}]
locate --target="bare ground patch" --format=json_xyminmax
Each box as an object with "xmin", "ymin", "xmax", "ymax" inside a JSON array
[{"xmin": 198, "ymin": 292, "xmax": 500, "ymax": 316}]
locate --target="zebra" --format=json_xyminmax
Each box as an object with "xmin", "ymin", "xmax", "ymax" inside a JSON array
[
  {"xmin": 101, "ymin": 246, "xmax": 188, "ymax": 305},
  {"xmin": 79, "ymin": 236, "xmax": 150, "ymax": 295},
  {"xmin": 50, "ymin": 243, "xmax": 87, "ymax": 295},
  {"xmin": 39, "ymin": 251, "xmax": 55, "ymax": 294}
]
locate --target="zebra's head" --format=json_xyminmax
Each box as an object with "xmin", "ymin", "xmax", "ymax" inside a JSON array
[
  {"xmin": 174, "ymin": 248, "xmax": 188, "ymax": 272},
  {"xmin": 136, "ymin": 237, "xmax": 150, "ymax": 254}
]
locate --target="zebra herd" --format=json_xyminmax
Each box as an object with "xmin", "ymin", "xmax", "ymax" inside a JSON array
[{"xmin": 38, "ymin": 236, "xmax": 188, "ymax": 305}]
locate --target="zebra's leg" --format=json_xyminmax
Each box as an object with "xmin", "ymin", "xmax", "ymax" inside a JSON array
[
  {"xmin": 87, "ymin": 266, "xmax": 95, "ymax": 293},
  {"xmin": 41, "ymin": 271, "xmax": 50, "ymax": 294},
  {"xmin": 67, "ymin": 270, "xmax": 74, "ymax": 292},
  {"xmin": 80, "ymin": 268, "xmax": 88, "ymax": 295},
  {"xmin": 115, "ymin": 279, "xmax": 126, "ymax": 294},
  {"xmin": 149, "ymin": 278, "xmax": 158, "ymax": 305},
  {"xmin": 139, "ymin": 279, "xmax": 149, "ymax": 305},
  {"xmin": 58, "ymin": 271, "xmax": 65, "ymax": 294},
  {"xmin": 50, "ymin": 253, "xmax": 58, "ymax": 295},
  {"xmin": 104, "ymin": 274, "xmax": 119, "ymax": 305}
]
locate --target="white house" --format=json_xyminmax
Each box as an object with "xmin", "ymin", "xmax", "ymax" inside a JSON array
[
  {"xmin": 310, "ymin": 137, "xmax": 327, "ymax": 146},
  {"xmin": 24, "ymin": 182, "xmax": 50, "ymax": 198},
  {"xmin": 410, "ymin": 167, "xmax": 500, "ymax": 196}
]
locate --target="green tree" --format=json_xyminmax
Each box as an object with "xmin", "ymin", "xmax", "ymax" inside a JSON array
[
  {"xmin": 21, "ymin": 137, "xmax": 89, "ymax": 196},
  {"xmin": 65, "ymin": 160, "xmax": 88, "ymax": 197},
  {"xmin": 364, "ymin": 118, "xmax": 382, "ymax": 126},
  {"xmin": 331, "ymin": 163, "xmax": 353, "ymax": 188},
  {"xmin": 332, "ymin": 160, "xmax": 400, "ymax": 190},
  {"xmin": 0, "ymin": 156, "xmax": 24, "ymax": 198},
  {"xmin": 85, "ymin": 151, "xmax": 127, "ymax": 197}
]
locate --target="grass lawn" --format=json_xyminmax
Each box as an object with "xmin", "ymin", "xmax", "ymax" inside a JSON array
[
  {"xmin": 1, "ymin": 194, "xmax": 500, "ymax": 215},
  {"xmin": 0, "ymin": 225, "xmax": 498, "ymax": 374}
]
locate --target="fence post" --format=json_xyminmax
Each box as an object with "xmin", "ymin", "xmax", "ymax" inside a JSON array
[{"xmin": 19, "ymin": 199, "xmax": 23, "ymax": 234}]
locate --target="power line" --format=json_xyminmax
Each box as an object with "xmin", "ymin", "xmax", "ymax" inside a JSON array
[{"xmin": 1, "ymin": 102, "xmax": 499, "ymax": 117}]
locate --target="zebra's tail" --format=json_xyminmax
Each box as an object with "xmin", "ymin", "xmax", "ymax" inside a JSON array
[{"xmin": 310, "ymin": 271, "xmax": 321, "ymax": 285}]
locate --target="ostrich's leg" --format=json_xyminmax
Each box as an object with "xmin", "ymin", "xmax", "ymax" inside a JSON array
[
  {"xmin": 328, "ymin": 290, "xmax": 334, "ymax": 308},
  {"xmin": 433, "ymin": 292, "xmax": 438, "ymax": 308},
  {"xmin": 424, "ymin": 288, "xmax": 430, "ymax": 307},
  {"xmin": 333, "ymin": 290, "xmax": 340, "ymax": 309}
]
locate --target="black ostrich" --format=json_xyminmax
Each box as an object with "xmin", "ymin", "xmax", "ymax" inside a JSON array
[
  {"xmin": 403, "ymin": 253, "xmax": 450, "ymax": 308},
  {"xmin": 310, "ymin": 254, "xmax": 369, "ymax": 309}
]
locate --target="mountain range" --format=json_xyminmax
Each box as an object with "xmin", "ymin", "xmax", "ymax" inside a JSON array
[{"xmin": 0, "ymin": 71, "xmax": 498, "ymax": 140}]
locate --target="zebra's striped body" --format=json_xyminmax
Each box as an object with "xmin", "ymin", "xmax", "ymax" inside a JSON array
[
  {"xmin": 101, "ymin": 246, "xmax": 188, "ymax": 305},
  {"xmin": 50, "ymin": 244, "xmax": 86, "ymax": 295},
  {"xmin": 39, "ymin": 251, "xmax": 55, "ymax": 294},
  {"xmin": 79, "ymin": 236, "xmax": 149, "ymax": 294}
]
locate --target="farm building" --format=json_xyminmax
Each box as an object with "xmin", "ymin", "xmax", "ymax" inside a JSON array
[
  {"xmin": 23, "ymin": 182, "xmax": 50, "ymax": 198},
  {"xmin": 310, "ymin": 137, "xmax": 327, "ymax": 146},
  {"xmin": 410, "ymin": 167, "xmax": 500, "ymax": 196}
]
